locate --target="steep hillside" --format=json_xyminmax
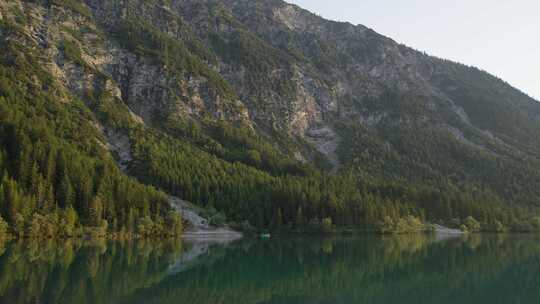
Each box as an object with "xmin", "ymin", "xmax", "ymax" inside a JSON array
[{"xmin": 0, "ymin": 0, "xmax": 539, "ymax": 235}]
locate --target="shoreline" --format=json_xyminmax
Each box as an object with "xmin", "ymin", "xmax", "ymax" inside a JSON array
[{"xmin": 3, "ymin": 230, "xmax": 540, "ymax": 243}]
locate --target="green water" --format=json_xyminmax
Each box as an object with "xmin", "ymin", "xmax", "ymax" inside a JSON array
[{"xmin": 0, "ymin": 234, "xmax": 539, "ymax": 303}]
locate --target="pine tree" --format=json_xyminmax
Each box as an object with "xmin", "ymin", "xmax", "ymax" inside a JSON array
[
  {"xmin": 56, "ymin": 173, "xmax": 74, "ymax": 209},
  {"xmin": 88, "ymin": 196, "xmax": 103, "ymax": 227}
]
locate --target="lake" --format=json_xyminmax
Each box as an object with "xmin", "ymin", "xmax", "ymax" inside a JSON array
[{"xmin": 0, "ymin": 234, "xmax": 539, "ymax": 303}]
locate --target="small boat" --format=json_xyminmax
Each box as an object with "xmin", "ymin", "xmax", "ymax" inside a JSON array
[{"xmin": 260, "ymin": 233, "xmax": 271, "ymax": 239}]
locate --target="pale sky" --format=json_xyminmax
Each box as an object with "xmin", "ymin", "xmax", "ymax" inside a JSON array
[{"xmin": 286, "ymin": 0, "xmax": 540, "ymax": 100}]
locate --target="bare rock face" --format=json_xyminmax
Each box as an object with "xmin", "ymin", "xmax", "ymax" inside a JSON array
[
  {"xmin": 105, "ymin": 129, "xmax": 133, "ymax": 172},
  {"xmin": 305, "ymin": 125, "xmax": 340, "ymax": 171},
  {"xmin": 16, "ymin": 0, "xmax": 251, "ymax": 131}
]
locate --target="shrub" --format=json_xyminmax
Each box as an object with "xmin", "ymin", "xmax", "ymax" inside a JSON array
[
  {"xmin": 378, "ymin": 216, "xmax": 395, "ymax": 234},
  {"xmin": 321, "ymin": 217, "xmax": 334, "ymax": 233},
  {"xmin": 166, "ymin": 211, "xmax": 183, "ymax": 236},
  {"xmin": 491, "ymin": 220, "xmax": 506, "ymax": 233},
  {"xmin": 378, "ymin": 215, "xmax": 425, "ymax": 234},
  {"xmin": 464, "ymin": 216, "xmax": 481, "ymax": 232},
  {"xmin": 137, "ymin": 216, "xmax": 155, "ymax": 237},
  {"xmin": 27, "ymin": 214, "xmax": 60, "ymax": 239},
  {"xmin": 0, "ymin": 216, "xmax": 8, "ymax": 239},
  {"xmin": 405, "ymin": 215, "xmax": 425, "ymax": 233}
]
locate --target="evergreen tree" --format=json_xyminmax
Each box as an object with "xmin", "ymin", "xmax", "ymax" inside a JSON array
[{"xmin": 0, "ymin": 215, "xmax": 8, "ymax": 239}]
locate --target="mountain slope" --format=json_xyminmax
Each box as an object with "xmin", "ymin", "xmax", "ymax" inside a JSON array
[{"xmin": 0, "ymin": 0, "xmax": 539, "ymax": 234}]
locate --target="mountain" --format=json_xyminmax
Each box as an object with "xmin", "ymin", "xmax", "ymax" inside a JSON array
[{"xmin": 0, "ymin": 0, "xmax": 539, "ymax": 236}]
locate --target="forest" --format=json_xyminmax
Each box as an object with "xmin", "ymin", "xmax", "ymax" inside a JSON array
[
  {"xmin": 0, "ymin": 37, "xmax": 182, "ymax": 239},
  {"xmin": 1, "ymin": 3, "xmax": 540, "ymax": 241}
]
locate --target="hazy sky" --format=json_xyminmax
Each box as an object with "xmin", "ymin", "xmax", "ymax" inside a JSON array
[{"xmin": 286, "ymin": 0, "xmax": 540, "ymax": 100}]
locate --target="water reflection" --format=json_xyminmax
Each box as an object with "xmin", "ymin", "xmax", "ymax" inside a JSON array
[{"xmin": 0, "ymin": 234, "xmax": 539, "ymax": 304}]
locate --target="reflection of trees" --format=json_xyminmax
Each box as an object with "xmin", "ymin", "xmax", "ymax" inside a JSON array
[
  {"xmin": 0, "ymin": 239, "xmax": 5, "ymax": 257},
  {"xmin": 2, "ymin": 235, "xmax": 540, "ymax": 304},
  {"xmin": 0, "ymin": 239, "xmax": 183, "ymax": 304},
  {"xmin": 121, "ymin": 235, "xmax": 540, "ymax": 304}
]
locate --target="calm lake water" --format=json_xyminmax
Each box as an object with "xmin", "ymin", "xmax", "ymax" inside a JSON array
[{"xmin": 0, "ymin": 234, "xmax": 539, "ymax": 303}]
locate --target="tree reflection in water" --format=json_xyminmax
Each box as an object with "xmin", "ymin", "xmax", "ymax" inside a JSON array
[{"xmin": 0, "ymin": 234, "xmax": 540, "ymax": 304}]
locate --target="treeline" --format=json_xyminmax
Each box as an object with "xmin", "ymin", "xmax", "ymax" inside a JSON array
[
  {"xmin": 0, "ymin": 37, "xmax": 181, "ymax": 239},
  {"xmin": 126, "ymin": 122, "xmax": 540, "ymax": 233},
  {"xmin": 368, "ymin": 180, "xmax": 540, "ymax": 232}
]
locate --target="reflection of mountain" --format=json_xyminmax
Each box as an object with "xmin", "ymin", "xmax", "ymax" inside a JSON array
[
  {"xmin": 1, "ymin": 236, "xmax": 540, "ymax": 303},
  {"xmin": 122, "ymin": 235, "xmax": 540, "ymax": 304}
]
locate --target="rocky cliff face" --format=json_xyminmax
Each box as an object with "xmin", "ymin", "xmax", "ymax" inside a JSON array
[
  {"xmin": 1, "ymin": 0, "xmax": 250, "ymax": 128},
  {"xmin": 2, "ymin": 0, "xmax": 540, "ymax": 192}
]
